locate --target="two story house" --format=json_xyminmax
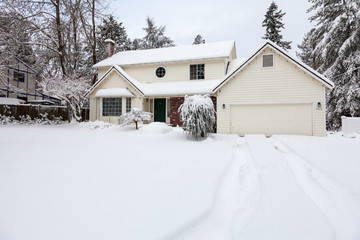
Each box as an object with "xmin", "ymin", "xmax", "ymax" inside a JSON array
[
  {"xmin": 85, "ymin": 40, "xmax": 334, "ymax": 136},
  {"xmin": 0, "ymin": 53, "xmax": 60, "ymax": 104}
]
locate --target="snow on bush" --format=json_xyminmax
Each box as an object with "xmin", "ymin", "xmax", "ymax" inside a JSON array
[
  {"xmin": 38, "ymin": 73, "xmax": 90, "ymax": 122},
  {"xmin": 0, "ymin": 113, "xmax": 63, "ymax": 125},
  {"xmin": 118, "ymin": 108, "xmax": 152, "ymax": 129},
  {"xmin": 79, "ymin": 120, "xmax": 115, "ymax": 130},
  {"xmin": 179, "ymin": 94, "xmax": 216, "ymax": 139}
]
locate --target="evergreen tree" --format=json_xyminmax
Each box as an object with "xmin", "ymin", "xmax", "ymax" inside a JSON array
[
  {"xmin": 297, "ymin": 28, "xmax": 322, "ymax": 70},
  {"xmin": 193, "ymin": 35, "xmax": 205, "ymax": 45},
  {"xmin": 262, "ymin": 1, "xmax": 292, "ymax": 50},
  {"xmin": 142, "ymin": 17, "xmax": 174, "ymax": 49},
  {"xmin": 96, "ymin": 15, "xmax": 130, "ymax": 61},
  {"xmin": 300, "ymin": 0, "xmax": 360, "ymax": 129}
]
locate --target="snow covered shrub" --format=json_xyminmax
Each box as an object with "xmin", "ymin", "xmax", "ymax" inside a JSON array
[
  {"xmin": 118, "ymin": 108, "xmax": 152, "ymax": 129},
  {"xmin": 80, "ymin": 121, "xmax": 114, "ymax": 130},
  {"xmin": 38, "ymin": 73, "xmax": 90, "ymax": 122},
  {"xmin": 19, "ymin": 115, "xmax": 33, "ymax": 125},
  {"xmin": 179, "ymin": 94, "xmax": 216, "ymax": 139},
  {"xmin": 0, "ymin": 106, "xmax": 15, "ymax": 125}
]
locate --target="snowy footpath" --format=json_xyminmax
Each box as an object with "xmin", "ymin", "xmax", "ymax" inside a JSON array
[{"xmin": 0, "ymin": 123, "xmax": 360, "ymax": 240}]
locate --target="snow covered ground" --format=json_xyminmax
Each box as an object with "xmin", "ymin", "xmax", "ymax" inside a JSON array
[{"xmin": 0, "ymin": 122, "xmax": 359, "ymax": 240}]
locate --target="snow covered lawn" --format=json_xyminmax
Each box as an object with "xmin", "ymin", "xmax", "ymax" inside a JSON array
[{"xmin": 0, "ymin": 123, "xmax": 359, "ymax": 240}]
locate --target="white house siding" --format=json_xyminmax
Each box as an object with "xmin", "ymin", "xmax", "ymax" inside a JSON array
[
  {"xmin": 88, "ymin": 70, "xmax": 143, "ymax": 123},
  {"xmin": 122, "ymin": 59, "xmax": 226, "ymax": 83},
  {"xmin": 217, "ymin": 47, "xmax": 327, "ymax": 136}
]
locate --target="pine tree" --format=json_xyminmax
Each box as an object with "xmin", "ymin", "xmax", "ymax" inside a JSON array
[
  {"xmin": 142, "ymin": 17, "xmax": 174, "ymax": 49},
  {"xmin": 262, "ymin": 1, "xmax": 292, "ymax": 50},
  {"xmin": 96, "ymin": 15, "xmax": 130, "ymax": 61},
  {"xmin": 299, "ymin": 0, "xmax": 360, "ymax": 129},
  {"xmin": 193, "ymin": 35, "xmax": 205, "ymax": 45},
  {"xmin": 297, "ymin": 28, "xmax": 322, "ymax": 70}
]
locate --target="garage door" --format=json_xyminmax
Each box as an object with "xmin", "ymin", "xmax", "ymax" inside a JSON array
[{"xmin": 230, "ymin": 103, "xmax": 313, "ymax": 136}]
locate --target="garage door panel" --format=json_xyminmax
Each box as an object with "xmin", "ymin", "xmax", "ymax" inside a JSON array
[{"xmin": 230, "ymin": 104, "xmax": 313, "ymax": 136}]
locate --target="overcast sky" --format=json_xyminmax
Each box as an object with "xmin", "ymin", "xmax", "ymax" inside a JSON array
[{"xmin": 109, "ymin": 0, "xmax": 314, "ymax": 58}]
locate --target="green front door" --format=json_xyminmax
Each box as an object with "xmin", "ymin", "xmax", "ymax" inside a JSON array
[{"xmin": 154, "ymin": 98, "xmax": 166, "ymax": 122}]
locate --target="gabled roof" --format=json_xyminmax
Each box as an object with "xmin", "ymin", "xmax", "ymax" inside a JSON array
[
  {"xmin": 212, "ymin": 40, "xmax": 334, "ymax": 92},
  {"xmin": 93, "ymin": 40, "xmax": 235, "ymax": 68},
  {"xmin": 85, "ymin": 65, "xmax": 145, "ymax": 97}
]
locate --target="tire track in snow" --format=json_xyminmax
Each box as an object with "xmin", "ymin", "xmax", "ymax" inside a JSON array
[
  {"xmin": 271, "ymin": 137, "xmax": 360, "ymax": 240},
  {"xmin": 163, "ymin": 139, "xmax": 260, "ymax": 240}
]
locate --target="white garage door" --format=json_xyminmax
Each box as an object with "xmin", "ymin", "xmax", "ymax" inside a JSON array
[{"xmin": 230, "ymin": 103, "xmax": 313, "ymax": 136}]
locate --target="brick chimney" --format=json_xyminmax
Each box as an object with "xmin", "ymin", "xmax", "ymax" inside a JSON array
[{"xmin": 105, "ymin": 39, "xmax": 115, "ymax": 58}]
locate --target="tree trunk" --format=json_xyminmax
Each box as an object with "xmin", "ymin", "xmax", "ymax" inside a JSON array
[
  {"xmin": 135, "ymin": 121, "xmax": 138, "ymax": 129},
  {"xmin": 54, "ymin": 0, "xmax": 67, "ymax": 76}
]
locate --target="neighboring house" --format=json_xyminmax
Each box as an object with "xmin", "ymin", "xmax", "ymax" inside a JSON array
[
  {"xmin": 0, "ymin": 53, "xmax": 60, "ymax": 104},
  {"xmin": 86, "ymin": 40, "xmax": 334, "ymax": 136}
]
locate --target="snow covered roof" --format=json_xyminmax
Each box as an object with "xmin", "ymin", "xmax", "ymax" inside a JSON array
[
  {"xmin": 141, "ymin": 80, "xmax": 220, "ymax": 96},
  {"xmin": 93, "ymin": 40, "xmax": 235, "ymax": 68},
  {"xmin": 213, "ymin": 40, "xmax": 335, "ymax": 92},
  {"xmin": 85, "ymin": 65, "xmax": 221, "ymax": 98},
  {"xmin": 95, "ymin": 88, "xmax": 135, "ymax": 97},
  {"xmin": 0, "ymin": 97, "xmax": 26, "ymax": 105}
]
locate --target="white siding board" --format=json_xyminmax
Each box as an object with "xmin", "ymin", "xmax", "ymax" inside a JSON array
[{"xmin": 122, "ymin": 59, "xmax": 225, "ymax": 83}]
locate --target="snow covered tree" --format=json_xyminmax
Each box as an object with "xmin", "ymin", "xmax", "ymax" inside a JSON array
[
  {"xmin": 38, "ymin": 73, "xmax": 91, "ymax": 122},
  {"xmin": 141, "ymin": 17, "xmax": 174, "ymax": 49},
  {"xmin": 118, "ymin": 108, "xmax": 152, "ymax": 129},
  {"xmin": 193, "ymin": 35, "xmax": 205, "ymax": 45},
  {"xmin": 96, "ymin": 15, "xmax": 130, "ymax": 61},
  {"xmin": 298, "ymin": 0, "xmax": 360, "ymax": 129},
  {"xmin": 179, "ymin": 95, "xmax": 216, "ymax": 139},
  {"xmin": 262, "ymin": 1, "xmax": 292, "ymax": 50},
  {"xmin": 297, "ymin": 28, "xmax": 322, "ymax": 70}
]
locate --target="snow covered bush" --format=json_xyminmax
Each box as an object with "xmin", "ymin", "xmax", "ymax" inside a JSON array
[
  {"xmin": 38, "ymin": 73, "xmax": 91, "ymax": 122},
  {"xmin": 118, "ymin": 108, "xmax": 152, "ymax": 129},
  {"xmin": 80, "ymin": 121, "xmax": 115, "ymax": 130},
  {"xmin": 179, "ymin": 95, "xmax": 216, "ymax": 139},
  {"xmin": 0, "ymin": 113, "xmax": 63, "ymax": 125}
]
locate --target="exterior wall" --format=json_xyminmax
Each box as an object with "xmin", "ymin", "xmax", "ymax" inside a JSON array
[
  {"xmin": 0, "ymin": 56, "xmax": 37, "ymax": 101},
  {"xmin": 88, "ymin": 70, "xmax": 144, "ymax": 123},
  {"xmin": 217, "ymin": 46, "xmax": 327, "ymax": 136},
  {"xmin": 122, "ymin": 58, "xmax": 226, "ymax": 83}
]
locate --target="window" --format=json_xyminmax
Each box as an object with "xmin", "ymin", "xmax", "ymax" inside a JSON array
[
  {"xmin": 103, "ymin": 98, "xmax": 122, "ymax": 116},
  {"xmin": 263, "ymin": 54, "xmax": 273, "ymax": 67},
  {"xmin": 156, "ymin": 67, "xmax": 166, "ymax": 78},
  {"xmin": 126, "ymin": 98, "xmax": 131, "ymax": 112},
  {"xmin": 14, "ymin": 71, "xmax": 25, "ymax": 82},
  {"xmin": 167, "ymin": 99, "xmax": 170, "ymax": 118},
  {"xmin": 190, "ymin": 64, "xmax": 205, "ymax": 80}
]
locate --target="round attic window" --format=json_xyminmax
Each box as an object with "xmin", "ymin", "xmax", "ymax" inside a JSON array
[{"xmin": 156, "ymin": 67, "xmax": 166, "ymax": 78}]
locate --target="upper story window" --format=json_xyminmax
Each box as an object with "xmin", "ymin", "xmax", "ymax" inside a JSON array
[
  {"xmin": 156, "ymin": 67, "xmax": 166, "ymax": 78},
  {"xmin": 262, "ymin": 54, "xmax": 274, "ymax": 67},
  {"xmin": 14, "ymin": 71, "xmax": 25, "ymax": 82},
  {"xmin": 190, "ymin": 64, "xmax": 205, "ymax": 80},
  {"xmin": 103, "ymin": 98, "xmax": 122, "ymax": 116}
]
